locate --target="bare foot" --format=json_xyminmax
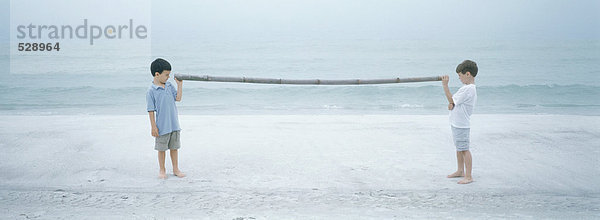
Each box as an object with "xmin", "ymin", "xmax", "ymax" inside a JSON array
[
  {"xmin": 447, "ymin": 171, "xmax": 464, "ymax": 178},
  {"xmin": 458, "ymin": 177, "xmax": 473, "ymax": 184},
  {"xmin": 158, "ymin": 170, "xmax": 167, "ymax": 179},
  {"xmin": 173, "ymin": 170, "xmax": 186, "ymax": 178}
]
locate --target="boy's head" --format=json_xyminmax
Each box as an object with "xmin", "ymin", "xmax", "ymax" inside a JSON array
[
  {"xmin": 456, "ymin": 60, "xmax": 477, "ymax": 84},
  {"xmin": 151, "ymin": 58, "xmax": 172, "ymax": 83}
]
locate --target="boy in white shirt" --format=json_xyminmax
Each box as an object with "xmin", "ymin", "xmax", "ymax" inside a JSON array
[{"xmin": 442, "ymin": 60, "xmax": 478, "ymax": 184}]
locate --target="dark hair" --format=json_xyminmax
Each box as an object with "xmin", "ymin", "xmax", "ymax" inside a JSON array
[
  {"xmin": 456, "ymin": 60, "xmax": 478, "ymax": 77},
  {"xmin": 150, "ymin": 58, "xmax": 171, "ymax": 76}
]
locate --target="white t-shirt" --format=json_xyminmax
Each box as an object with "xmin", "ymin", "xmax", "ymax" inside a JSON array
[{"xmin": 449, "ymin": 84, "xmax": 477, "ymax": 128}]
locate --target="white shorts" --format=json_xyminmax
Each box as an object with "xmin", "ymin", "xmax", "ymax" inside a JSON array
[{"xmin": 451, "ymin": 126, "xmax": 470, "ymax": 151}]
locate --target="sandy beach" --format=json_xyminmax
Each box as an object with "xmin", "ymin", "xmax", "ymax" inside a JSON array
[{"xmin": 0, "ymin": 114, "xmax": 599, "ymax": 219}]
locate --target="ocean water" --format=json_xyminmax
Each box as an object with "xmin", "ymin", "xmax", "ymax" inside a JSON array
[{"xmin": 2, "ymin": 38, "xmax": 599, "ymax": 115}]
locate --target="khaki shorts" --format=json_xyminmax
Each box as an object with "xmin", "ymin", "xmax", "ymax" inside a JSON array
[{"xmin": 155, "ymin": 130, "xmax": 181, "ymax": 151}]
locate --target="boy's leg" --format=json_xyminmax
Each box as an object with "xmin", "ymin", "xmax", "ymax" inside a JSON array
[
  {"xmin": 458, "ymin": 150, "xmax": 473, "ymax": 184},
  {"xmin": 156, "ymin": 133, "xmax": 170, "ymax": 179},
  {"xmin": 158, "ymin": 151, "xmax": 167, "ymax": 179},
  {"xmin": 447, "ymin": 151, "xmax": 465, "ymax": 178},
  {"xmin": 170, "ymin": 149, "xmax": 186, "ymax": 177},
  {"xmin": 168, "ymin": 131, "xmax": 185, "ymax": 178}
]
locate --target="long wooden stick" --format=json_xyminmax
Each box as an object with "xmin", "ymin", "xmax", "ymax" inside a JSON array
[{"xmin": 175, "ymin": 74, "xmax": 441, "ymax": 85}]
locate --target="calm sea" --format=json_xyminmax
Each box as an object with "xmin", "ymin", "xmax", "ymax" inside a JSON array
[{"xmin": 2, "ymin": 38, "xmax": 599, "ymax": 115}]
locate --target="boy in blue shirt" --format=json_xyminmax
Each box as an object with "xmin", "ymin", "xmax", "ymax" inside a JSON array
[
  {"xmin": 442, "ymin": 60, "xmax": 478, "ymax": 184},
  {"xmin": 147, "ymin": 58, "xmax": 186, "ymax": 179}
]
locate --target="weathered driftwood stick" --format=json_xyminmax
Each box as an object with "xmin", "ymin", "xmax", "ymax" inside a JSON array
[{"xmin": 175, "ymin": 74, "xmax": 441, "ymax": 85}]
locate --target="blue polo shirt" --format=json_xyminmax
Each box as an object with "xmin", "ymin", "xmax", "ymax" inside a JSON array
[{"xmin": 146, "ymin": 81, "xmax": 181, "ymax": 136}]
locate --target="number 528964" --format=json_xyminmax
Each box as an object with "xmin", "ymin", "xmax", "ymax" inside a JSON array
[{"xmin": 18, "ymin": 43, "xmax": 60, "ymax": 51}]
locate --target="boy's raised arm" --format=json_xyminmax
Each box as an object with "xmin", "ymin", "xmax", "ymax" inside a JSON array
[
  {"xmin": 175, "ymin": 77, "xmax": 183, "ymax": 102},
  {"xmin": 442, "ymin": 75, "xmax": 454, "ymax": 110}
]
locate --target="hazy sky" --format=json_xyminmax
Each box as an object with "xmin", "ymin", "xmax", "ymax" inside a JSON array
[
  {"xmin": 150, "ymin": 0, "xmax": 600, "ymax": 40},
  {"xmin": 2, "ymin": 0, "xmax": 599, "ymax": 41}
]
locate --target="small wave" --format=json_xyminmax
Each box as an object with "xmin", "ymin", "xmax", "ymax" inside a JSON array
[
  {"xmin": 516, "ymin": 104, "xmax": 537, "ymax": 108},
  {"xmin": 400, "ymin": 104, "xmax": 424, "ymax": 108},
  {"xmin": 540, "ymin": 104, "xmax": 600, "ymax": 108},
  {"xmin": 322, "ymin": 105, "xmax": 343, "ymax": 109}
]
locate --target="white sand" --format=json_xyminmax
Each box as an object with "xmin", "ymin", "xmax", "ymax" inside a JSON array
[{"xmin": 0, "ymin": 114, "xmax": 599, "ymax": 219}]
